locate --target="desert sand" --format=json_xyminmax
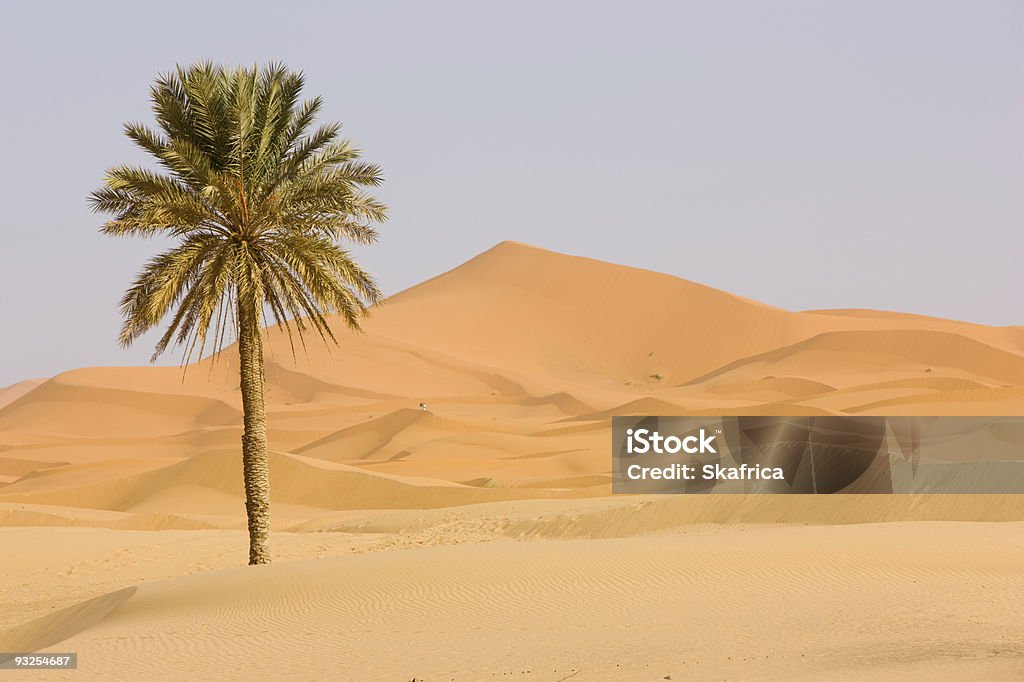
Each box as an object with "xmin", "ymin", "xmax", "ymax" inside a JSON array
[{"xmin": 1, "ymin": 241, "xmax": 1022, "ymax": 680}]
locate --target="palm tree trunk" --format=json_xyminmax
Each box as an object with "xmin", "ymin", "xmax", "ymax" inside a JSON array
[{"xmin": 237, "ymin": 298, "xmax": 271, "ymax": 565}]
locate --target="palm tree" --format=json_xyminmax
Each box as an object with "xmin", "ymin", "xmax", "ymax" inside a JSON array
[{"xmin": 90, "ymin": 62, "xmax": 387, "ymax": 565}]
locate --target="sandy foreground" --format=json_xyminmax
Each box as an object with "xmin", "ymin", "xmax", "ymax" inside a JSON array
[
  {"xmin": 1, "ymin": 521, "xmax": 1022, "ymax": 681},
  {"xmin": 2, "ymin": 243, "xmax": 1024, "ymax": 679}
]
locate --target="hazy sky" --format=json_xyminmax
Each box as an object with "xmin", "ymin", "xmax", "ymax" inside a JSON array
[{"xmin": 1, "ymin": 1, "xmax": 1021, "ymax": 385}]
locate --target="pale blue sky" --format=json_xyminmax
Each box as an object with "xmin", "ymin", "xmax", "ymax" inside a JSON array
[{"xmin": 0, "ymin": 1, "xmax": 1021, "ymax": 385}]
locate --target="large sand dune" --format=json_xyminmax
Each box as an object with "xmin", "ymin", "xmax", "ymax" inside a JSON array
[{"xmin": 1, "ymin": 242, "xmax": 1022, "ymax": 679}]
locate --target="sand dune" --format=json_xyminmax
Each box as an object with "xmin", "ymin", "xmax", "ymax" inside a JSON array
[
  {"xmin": 295, "ymin": 408, "xmax": 456, "ymax": 460},
  {"xmin": 2, "ymin": 524, "xmax": 1022, "ymax": 681},
  {"xmin": 0, "ymin": 378, "xmax": 240, "ymax": 438},
  {"xmin": 682, "ymin": 329, "xmax": 1024, "ymax": 388},
  {"xmin": 5, "ymin": 242, "xmax": 1024, "ymax": 465},
  {"xmin": 9, "ymin": 240, "xmax": 1021, "ymax": 495},
  {"xmin": 0, "ymin": 448, "xmax": 578, "ymax": 515},
  {"xmin": 703, "ymin": 375, "xmax": 838, "ymax": 398},
  {"xmin": 0, "ymin": 456, "xmax": 66, "ymax": 481},
  {"xmin": 2, "ymin": 242, "xmax": 1024, "ymax": 679},
  {"xmin": 0, "ymin": 378, "xmax": 44, "ymax": 410}
]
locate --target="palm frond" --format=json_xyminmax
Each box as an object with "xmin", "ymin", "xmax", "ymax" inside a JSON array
[{"xmin": 94, "ymin": 61, "xmax": 387, "ymax": 364}]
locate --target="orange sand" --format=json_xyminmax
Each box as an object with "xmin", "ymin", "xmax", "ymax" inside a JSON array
[{"xmin": 1, "ymin": 242, "xmax": 1022, "ymax": 679}]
